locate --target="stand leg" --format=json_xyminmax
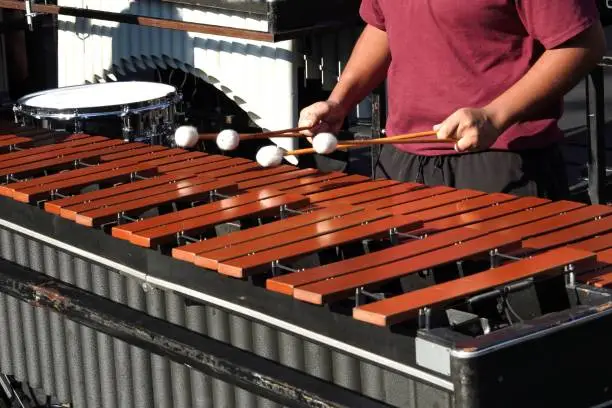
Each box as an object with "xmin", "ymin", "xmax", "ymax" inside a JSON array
[{"xmin": 587, "ymin": 66, "xmax": 607, "ymax": 204}]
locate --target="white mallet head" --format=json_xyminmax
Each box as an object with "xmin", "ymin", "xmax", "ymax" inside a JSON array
[
  {"xmin": 256, "ymin": 145, "xmax": 285, "ymax": 167},
  {"xmin": 312, "ymin": 132, "xmax": 338, "ymax": 154},
  {"xmin": 174, "ymin": 125, "xmax": 199, "ymax": 148},
  {"xmin": 216, "ymin": 129, "xmax": 240, "ymax": 151}
]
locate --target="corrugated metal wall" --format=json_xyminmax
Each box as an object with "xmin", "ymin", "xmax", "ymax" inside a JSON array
[
  {"xmin": 0, "ymin": 226, "xmax": 454, "ymax": 408},
  {"xmin": 55, "ymin": 0, "xmax": 364, "ymax": 154}
]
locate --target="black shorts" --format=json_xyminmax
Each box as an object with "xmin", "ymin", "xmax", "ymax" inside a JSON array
[{"xmin": 374, "ymin": 144, "xmax": 569, "ymax": 200}]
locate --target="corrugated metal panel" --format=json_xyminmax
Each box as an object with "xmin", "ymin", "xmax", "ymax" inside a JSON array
[
  {"xmin": 0, "ymin": 226, "xmax": 454, "ymax": 408},
  {"xmin": 56, "ymin": 0, "xmax": 365, "ymax": 152}
]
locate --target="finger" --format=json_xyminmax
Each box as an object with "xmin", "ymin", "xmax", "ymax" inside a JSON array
[
  {"xmin": 299, "ymin": 103, "xmax": 330, "ymax": 136},
  {"xmin": 298, "ymin": 115, "xmax": 317, "ymax": 136},
  {"xmin": 435, "ymin": 115, "xmax": 460, "ymax": 140},
  {"xmin": 454, "ymin": 129, "xmax": 478, "ymax": 153}
]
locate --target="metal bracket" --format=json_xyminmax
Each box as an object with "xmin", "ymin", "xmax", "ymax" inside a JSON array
[
  {"xmin": 489, "ymin": 248, "xmax": 523, "ymax": 268},
  {"xmin": 354, "ymin": 287, "xmax": 385, "ymax": 307},
  {"xmin": 270, "ymin": 260, "xmax": 301, "ymax": 277},
  {"xmin": 389, "ymin": 227, "xmax": 422, "ymax": 245},
  {"xmin": 24, "ymin": 0, "xmax": 37, "ymax": 31}
]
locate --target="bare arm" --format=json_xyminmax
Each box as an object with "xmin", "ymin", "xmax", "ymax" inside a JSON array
[
  {"xmin": 299, "ymin": 24, "xmax": 391, "ymax": 135},
  {"xmin": 328, "ymin": 24, "xmax": 391, "ymax": 114},
  {"xmin": 485, "ymin": 22, "xmax": 607, "ymax": 132},
  {"xmin": 438, "ymin": 22, "xmax": 607, "ymax": 152}
]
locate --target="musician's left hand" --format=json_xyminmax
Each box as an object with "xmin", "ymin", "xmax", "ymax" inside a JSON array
[{"xmin": 434, "ymin": 108, "xmax": 502, "ymax": 153}]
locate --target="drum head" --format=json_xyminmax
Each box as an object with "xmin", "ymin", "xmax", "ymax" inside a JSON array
[{"xmin": 15, "ymin": 81, "xmax": 178, "ymax": 119}]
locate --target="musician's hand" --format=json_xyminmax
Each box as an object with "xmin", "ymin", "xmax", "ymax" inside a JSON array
[
  {"xmin": 434, "ymin": 108, "xmax": 502, "ymax": 153},
  {"xmin": 298, "ymin": 100, "xmax": 346, "ymax": 143}
]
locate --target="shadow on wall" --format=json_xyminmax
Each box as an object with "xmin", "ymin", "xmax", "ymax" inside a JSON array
[{"xmin": 58, "ymin": 1, "xmax": 279, "ymax": 136}]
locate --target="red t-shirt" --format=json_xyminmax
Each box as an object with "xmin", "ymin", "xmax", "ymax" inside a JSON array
[{"xmin": 360, "ymin": 0, "xmax": 599, "ymax": 155}]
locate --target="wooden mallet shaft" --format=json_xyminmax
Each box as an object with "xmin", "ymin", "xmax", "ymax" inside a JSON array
[
  {"xmin": 197, "ymin": 127, "xmax": 312, "ymax": 141},
  {"xmin": 285, "ymin": 130, "xmax": 450, "ymax": 156}
]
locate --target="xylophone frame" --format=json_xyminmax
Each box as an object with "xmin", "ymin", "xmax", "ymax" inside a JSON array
[
  {"xmin": 2, "ymin": 195, "xmax": 612, "ymax": 408},
  {"xmin": 1, "ymin": 127, "xmax": 612, "ymax": 407}
]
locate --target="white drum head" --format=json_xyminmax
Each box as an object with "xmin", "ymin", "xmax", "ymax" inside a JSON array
[{"xmin": 18, "ymin": 81, "xmax": 177, "ymax": 110}]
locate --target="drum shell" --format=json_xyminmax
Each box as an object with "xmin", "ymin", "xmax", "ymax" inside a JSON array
[{"xmin": 13, "ymin": 82, "xmax": 182, "ymax": 144}]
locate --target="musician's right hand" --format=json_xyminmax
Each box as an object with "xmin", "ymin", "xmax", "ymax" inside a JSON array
[{"xmin": 298, "ymin": 100, "xmax": 346, "ymax": 143}]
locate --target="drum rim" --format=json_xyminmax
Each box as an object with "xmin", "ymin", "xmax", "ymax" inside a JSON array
[{"xmin": 14, "ymin": 81, "xmax": 181, "ymax": 120}]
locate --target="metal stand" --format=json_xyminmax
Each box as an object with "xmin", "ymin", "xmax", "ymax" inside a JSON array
[
  {"xmin": 369, "ymin": 83, "xmax": 386, "ymax": 179},
  {"xmin": 585, "ymin": 61, "xmax": 608, "ymax": 204}
]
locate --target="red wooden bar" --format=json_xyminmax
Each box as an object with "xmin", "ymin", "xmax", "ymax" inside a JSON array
[
  {"xmin": 198, "ymin": 209, "xmax": 392, "ymax": 270},
  {"xmin": 468, "ymin": 204, "xmax": 612, "ymax": 239},
  {"xmin": 165, "ymin": 160, "xmax": 257, "ymax": 177},
  {"xmin": 237, "ymin": 168, "xmax": 320, "ymax": 190},
  {"xmin": 172, "ymin": 204, "xmax": 361, "ymax": 263},
  {"xmin": 289, "ymin": 174, "xmax": 370, "ymax": 196},
  {"xmin": 376, "ymin": 189, "xmax": 486, "ymax": 215},
  {"xmin": 0, "ymin": 148, "xmax": 190, "ymax": 198},
  {"xmin": 291, "ymin": 231, "xmax": 522, "ymax": 305},
  {"xmin": 266, "ymin": 197, "xmax": 556, "ymax": 296},
  {"xmin": 156, "ymin": 154, "xmax": 232, "ymax": 173},
  {"xmin": 352, "ymin": 247, "xmax": 596, "ymax": 326},
  {"xmin": 412, "ymin": 196, "xmax": 550, "ymax": 234},
  {"xmin": 66, "ymin": 175, "xmax": 216, "ymax": 221},
  {"xmin": 111, "ymin": 188, "xmax": 288, "ymax": 240},
  {"xmin": 74, "ymin": 179, "xmax": 237, "ymax": 227},
  {"xmin": 304, "ymin": 179, "xmax": 401, "ymax": 204},
  {"xmin": 322, "ymin": 182, "xmax": 424, "ymax": 206},
  {"xmin": 99, "ymin": 144, "xmax": 167, "ymax": 161},
  {"xmin": 45, "ymin": 173, "xmax": 195, "ymax": 215},
  {"xmin": 518, "ymin": 216, "xmax": 612, "ymax": 255},
  {"xmin": 465, "ymin": 200, "xmax": 587, "ymax": 233},
  {"xmin": 58, "ymin": 174, "xmax": 205, "ymax": 220},
  {"xmin": 266, "ymin": 227, "xmax": 486, "ymax": 296},
  {"xmin": 0, "ymin": 136, "xmax": 40, "ymax": 148},
  {"xmin": 570, "ymin": 231, "xmax": 612, "ymax": 252},
  {"xmin": 0, "ymin": 136, "xmax": 113, "ymax": 169},
  {"xmin": 216, "ymin": 214, "xmax": 423, "ymax": 278},
  {"xmin": 255, "ymin": 171, "xmax": 356, "ymax": 192},
  {"xmin": 13, "ymin": 151, "xmax": 204, "ymax": 203},
  {"xmin": 0, "ymin": 129, "xmax": 60, "ymax": 148},
  {"xmin": 395, "ymin": 193, "xmax": 516, "ymax": 219},
  {"xmin": 269, "ymin": 199, "xmax": 598, "ymax": 300},
  {"xmin": 577, "ymin": 248, "xmax": 612, "ymax": 288},
  {"xmin": 364, "ymin": 185, "xmax": 456, "ymax": 210},
  {"xmin": 199, "ymin": 162, "xmax": 261, "ymax": 178},
  {"xmin": 0, "ymin": 135, "xmax": 107, "ymax": 163},
  {"xmin": 129, "ymin": 193, "xmax": 310, "ymax": 248},
  {"xmin": 0, "ymin": 139, "xmax": 128, "ymax": 178},
  {"xmin": 0, "ymin": 130, "xmax": 82, "ymax": 147}
]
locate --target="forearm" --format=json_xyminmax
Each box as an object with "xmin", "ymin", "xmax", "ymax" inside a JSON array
[
  {"xmin": 485, "ymin": 22, "xmax": 606, "ymax": 132},
  {"xmin": 328, "ymin": 24, "xmax": 391, "ymax": 115}
]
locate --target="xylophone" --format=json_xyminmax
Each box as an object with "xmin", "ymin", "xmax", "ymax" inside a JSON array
[{"xmin": 0, "ymin": 123, "xmax": 612, "ymax": 408}]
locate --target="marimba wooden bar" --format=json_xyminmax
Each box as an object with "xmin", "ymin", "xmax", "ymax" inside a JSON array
[{"xmin": 1, "ymin": 128, "xmax": 612, "ymax": 408}]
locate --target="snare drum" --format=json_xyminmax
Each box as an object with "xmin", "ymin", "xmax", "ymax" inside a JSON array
[{"xmin": 13, "ymin": 81, "xmax": 182, "ymax": 145}]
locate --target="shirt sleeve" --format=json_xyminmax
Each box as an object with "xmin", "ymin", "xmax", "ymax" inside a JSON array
[
  {"xmin": 359, "ymin": 0, "xmax": 386, "ymax": 31},
  {"xmin": 516, "ymin": 0, "xmax": 599, "ymax": 49}
]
